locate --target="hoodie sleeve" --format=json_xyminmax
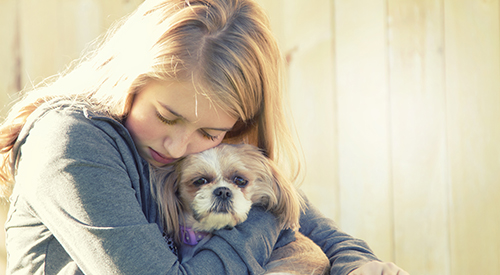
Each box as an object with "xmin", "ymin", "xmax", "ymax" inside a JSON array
[{"xmin": 298, "ymin": 194, "xmax": 380, "ymax": 275}]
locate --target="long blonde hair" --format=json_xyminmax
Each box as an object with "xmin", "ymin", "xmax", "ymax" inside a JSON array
[{"xmin": 0, "ymin": 0, "xmax": 301, "ymax": 199}]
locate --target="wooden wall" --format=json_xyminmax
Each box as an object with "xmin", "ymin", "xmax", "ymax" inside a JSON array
[
  {"xmin": 1, "ymin": 0, "xmax": 500, "ymax": 274},
  {"xmin": 261, "ymin": 0, "xmax": 500, "ymax": 274}
]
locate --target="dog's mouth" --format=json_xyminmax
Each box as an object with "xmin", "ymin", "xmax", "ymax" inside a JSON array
[
  {"xmin": 193, "ymin": 198, "xmax": 234, "ymax": 219},
  {"xmin": 210, "ymin": 199, "xmax": 233, "ymax": 213}
]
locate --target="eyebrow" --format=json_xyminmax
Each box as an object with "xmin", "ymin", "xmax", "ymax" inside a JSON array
[{"xmin": 158, "ymin": 102, "xmax": 234, "ymax": 132}]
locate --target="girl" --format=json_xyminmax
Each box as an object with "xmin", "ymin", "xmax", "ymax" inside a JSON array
[{"xmin": 0, "ymin": 0, "xmax": 408, "ymax": 274}]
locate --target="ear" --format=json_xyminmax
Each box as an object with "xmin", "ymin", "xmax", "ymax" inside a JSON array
[
  {"xmin": 150, "ymin": 165, "xmax": 183, "ymax": 245},
  {"xmin": 265, "ymin": 157, "xmax": 305, "ymax": 231}
]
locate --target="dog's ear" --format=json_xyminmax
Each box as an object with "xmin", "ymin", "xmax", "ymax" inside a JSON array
[
  {"xmin": 265, "ymin": 158, "xmax": 304, "ymax": 231},
  {"xmin": 150, "ymin": 165, "xmax": 183, "ymax": 245},
  {"xmin": 242, "ymin": 144, "xmax": 304, "ymax": 231}
]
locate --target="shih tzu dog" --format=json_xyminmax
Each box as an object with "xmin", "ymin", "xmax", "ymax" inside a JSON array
[{"xmin": 151, "ymin": 143, "xmax": 330, "ymax": 274}]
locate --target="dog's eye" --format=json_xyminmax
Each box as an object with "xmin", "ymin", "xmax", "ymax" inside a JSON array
[
  {"xmin": 193, "ymin": 177, "xmax": 209, "ymax": 186},
  {"xmin": 233, "ymin": 176, "xmax": 248, "ymax": 187}
]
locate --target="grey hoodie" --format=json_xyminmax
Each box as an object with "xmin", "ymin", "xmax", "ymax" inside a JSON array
[{"xmin": 5, "ymin": 101, "xmax": 378, "ymax": 274}]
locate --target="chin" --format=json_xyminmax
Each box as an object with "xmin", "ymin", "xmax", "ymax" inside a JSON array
[{"xmin": 151, "ymin": 143, "xmax": 330, "ymax": 274}]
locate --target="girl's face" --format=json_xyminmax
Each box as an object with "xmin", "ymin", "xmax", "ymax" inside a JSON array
[{"xmin": 125, "ymin": 80, "xmax": 237, "ymax": 167}]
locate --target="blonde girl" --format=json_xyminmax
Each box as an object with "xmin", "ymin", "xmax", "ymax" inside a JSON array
[{"xmin": 0, "ymin": 0, "xmax": 407, "ymax": 274}]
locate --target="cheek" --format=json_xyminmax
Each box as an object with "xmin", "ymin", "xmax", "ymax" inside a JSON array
[
  {"xmin": 125, "ymin": 106, "xmax": 160, "ymax": 143},
  {"xmin": 125, "ymin": 114, "xmax": 146, "ymax": 142}
]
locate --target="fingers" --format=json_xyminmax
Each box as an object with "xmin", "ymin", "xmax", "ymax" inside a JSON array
[{"xmin": 348, "ymin": 261, "xmax": 410, "ymax": 275}]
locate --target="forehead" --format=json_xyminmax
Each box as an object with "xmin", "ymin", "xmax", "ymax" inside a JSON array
[{"xmin": 146, "ymin": 79, "xmax": 237, "ymax": 126}]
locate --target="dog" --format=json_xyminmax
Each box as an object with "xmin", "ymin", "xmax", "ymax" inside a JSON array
[{"xmin": 151, "ymin": 143, "xmax": 330, "ymax": 274}]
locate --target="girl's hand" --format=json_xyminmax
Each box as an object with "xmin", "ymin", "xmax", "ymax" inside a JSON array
[{"xmin": 348, "ymin": 261, "xmax": 410, "ymax": 275}]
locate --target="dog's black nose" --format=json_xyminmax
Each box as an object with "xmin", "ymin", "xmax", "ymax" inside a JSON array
[{"xmin": 213, "ymin": 187, "xmax": 232, "ymax": 200}]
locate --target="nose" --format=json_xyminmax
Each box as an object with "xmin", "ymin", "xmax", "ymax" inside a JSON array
[
  {"xmin": 213, "ymin": 187, "xmax": 232, "ymax": 200},
  {"xmin": 163, "ymin": 130, "xmax": 191, "ymax": 159}
]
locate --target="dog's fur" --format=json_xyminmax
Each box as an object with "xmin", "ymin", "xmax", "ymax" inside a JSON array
[{"xmin": 152, "ymin": 143, "xmax": 330, "ymax": 274}]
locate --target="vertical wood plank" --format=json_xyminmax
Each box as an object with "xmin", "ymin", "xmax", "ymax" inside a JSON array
[
  {"xmin": 282, "ymin": 0, "xmax": 339, "ymax": 221},
  {"xmin": 0, "ymin": 0, "xmax": 20, "ymax": 113},
  {"xmin": 59, "ymin": 0, "xmax": 103, "ymax": 62},
  {"xmin": 19, "ymin": 0, "xmax": 65, "ymax": 87},
  {"xmin": 387, "ymin": 0, "xmax": 450, "ymax": 274},
  {"xmin": 0, "ymin": 3, "xmax": 18, "ymax": 275},
  {"xmin": 334, "ymin": 0, "xmax": 394, "ymax": 261},
  {"xmin": 444, "ymin": 0, "xmax": 500, "ymax": 274}
]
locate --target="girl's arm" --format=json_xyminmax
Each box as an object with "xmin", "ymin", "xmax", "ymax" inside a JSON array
[
  {"xmin": 298, "ymin": 194, "xmax": 380, "ymax": 275},
  {"xmin": 10, "ymin": 108, "xmax": 291, "ymax": 275}
]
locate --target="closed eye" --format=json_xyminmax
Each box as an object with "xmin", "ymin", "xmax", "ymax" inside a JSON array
[
  {"xmin": 156, "ymin": 111, "xmax": 177, "ymax": 125},
  {"xmin": 200, "ymin": 129, "xmax": 221, "ymax": 141}
]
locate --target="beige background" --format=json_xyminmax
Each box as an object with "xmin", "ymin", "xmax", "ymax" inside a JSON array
[{"xmin": 1, "ymin": 0, "xmax": 500, "ymax": 274}]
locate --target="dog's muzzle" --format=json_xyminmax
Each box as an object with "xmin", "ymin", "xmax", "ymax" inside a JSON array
[{"xmin": 211, "ymin": 187, "xmax": 232, "ymax": 213}]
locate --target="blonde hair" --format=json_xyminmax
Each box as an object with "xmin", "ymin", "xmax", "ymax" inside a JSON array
[{"xmin": 0, "ymin": 0, "xmax": 301, "ymax": 198}]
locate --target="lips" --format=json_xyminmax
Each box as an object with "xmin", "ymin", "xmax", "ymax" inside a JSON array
[{"xmin": 149, "ymin": 148, "xmax": 176, "ymax": 165}]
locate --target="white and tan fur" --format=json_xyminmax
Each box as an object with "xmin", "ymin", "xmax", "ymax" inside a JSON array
[{"xmin": 152, "ymin": 143, "xmax": 330, "ymax": 274}]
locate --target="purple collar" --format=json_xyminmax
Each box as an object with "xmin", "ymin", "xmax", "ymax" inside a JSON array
[{"xmin": 180, "ymin": 225, "xmax": 209, "ymax": 246}]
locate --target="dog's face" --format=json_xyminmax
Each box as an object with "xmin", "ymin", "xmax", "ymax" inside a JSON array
[
  {"xmin": 155, "ymin": 143, "xmax": 302, "ymax": 245},
  {"xmin": 175, "ymin": 144, "xmax": 276, "ymax": 232}
]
